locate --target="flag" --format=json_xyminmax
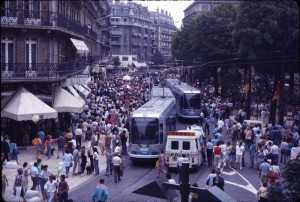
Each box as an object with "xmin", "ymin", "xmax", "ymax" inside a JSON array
[
  {"xmin": 244, "ymin": 76, "xmax": 250, "ymax": 95},
  {"xmin": 272, "ymin": 82, "xmax": 281, "ymax": 100}
]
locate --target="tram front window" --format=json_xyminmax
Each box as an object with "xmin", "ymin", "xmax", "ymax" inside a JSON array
[
  {"xmin": 131, "ymin": 118, "xmax": 159, "ymax": 144},
  {"xmin": 183, "ymin": 94, "xmax": 201, "ymax": 109}
]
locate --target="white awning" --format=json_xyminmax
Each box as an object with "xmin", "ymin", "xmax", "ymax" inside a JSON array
[
  {"xmin": 73, "ymin": 85, "xmax": 90, "ymax": 98},
  {"xmin": 132, "ymin": 61, "xmax": 147, "ymax": 68},
  {"xmin": 82, "ymin": 84, "xmax": 91, "ymax": 92},
  {"xmin": 53, "ymin": 87, "xmax": 85, "ymax": 113},
  {"xmin": 2, "ymin": 88, "xmax": 57, "ymax": 121},
  {"xmin": 70, "ymin": 38, "xmax": 89, "ymax": 55},
  {"xmin": 132, "ymin": 61, "xmax": 139, "ymax": 68},
  {"xmin": 67, "ymin": 86, "xmax": 85, "ymax": 103}
]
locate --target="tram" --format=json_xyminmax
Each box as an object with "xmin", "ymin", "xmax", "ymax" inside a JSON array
[
  {"xmin": 165, "ymin": 78, "xmax": 201, "ymax": 122},
  {"xmin": 128, "ymin": 96, "xmax": 176, "ymax": 160}
]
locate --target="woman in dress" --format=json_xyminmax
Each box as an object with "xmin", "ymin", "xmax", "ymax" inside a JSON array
[
  {"xmin": 22, "ymin": 162, "xmax": 29, "ymax": 193},
  {"xmin": 63, "ymin": 150, "xmax": 73, "ymax": 178},
  {"xmin": 43, "ymin": 135, "xmax": 54, "ymax": 160},
  {"xmin": 228, "ymin": 143, "xmax": 236, "ymax": 168},
  {"xmin": 159, "ymin": 150, "xmax": 167, "ymax": 174}
]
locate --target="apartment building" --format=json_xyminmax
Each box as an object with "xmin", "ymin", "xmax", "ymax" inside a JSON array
[
  {"xmin": 150, "ymin": 8, "xmax": 177, "ymax": 60},
  {"xmin": 1, "ymin": 0, "xmax": 110, "ymax": 142},
  {"xmin": 1, "ymin": 0, "xmax": 110, "ymax": 84},
  {"xmin": 109, "ymin": 1, "xmax": 177, "ymax": 64},
  {"xmin": 183, "ymin": 0, "xmax": 240, "ymax": 22}
]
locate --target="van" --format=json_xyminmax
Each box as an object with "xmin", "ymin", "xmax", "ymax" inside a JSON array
[{"xmin": 165, "ymin": 128, "xmax": 204, "ymax": 170}]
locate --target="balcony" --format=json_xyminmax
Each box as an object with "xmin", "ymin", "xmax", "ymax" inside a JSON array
[
  {"xmin": 1, "ymin": 8, "xmax": 86, "ymax": 37},
  {"xmin": 1, "ymin": 61, "xmax": 88, "ymax": 83},
  {"xmin": 111, "ymin": 41, "xmax": 121, "ymax": 45},
  {"xmin": 111, "ymin": 30, "xmax": 121, "ymax": 35},
  {"xmin": 84, "ymin": 25, "xmax": 97, "ymax": 39}
]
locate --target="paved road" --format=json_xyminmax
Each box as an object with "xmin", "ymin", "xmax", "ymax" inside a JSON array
[{"xmin": 70, "ymin": 120, "xmax": 264, "ymax": 202}]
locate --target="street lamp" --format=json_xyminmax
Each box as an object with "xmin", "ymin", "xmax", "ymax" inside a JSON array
[
  {"xmin": 95, "ymin": 14, "xmax": 113, "ymax": 22},
  {"xmin": 32, "ymin": 114, "xmax": 40, "ymax": 124},
  {"xmin": 101, "ymin": 25, "xmax": 117, "ymax": 31}
]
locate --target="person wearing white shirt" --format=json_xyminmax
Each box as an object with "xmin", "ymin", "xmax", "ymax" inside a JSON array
[
  {"xmin": 30, "ymin": 162, "xmax": 39, "ymax": 190},
  {"xmin": 114, "ymin": 142, "xmax": 122, "ymax": 155},
  {"xmin": 44, "ymin": 175, "xmax": 58, "ymax": 202},
  {"xmin": 236, "ymin": 142, "xmax": 245, "ymax": 170},
  {"xmin": 290, "ymin": 144, "xmax": 300, "ymax": 160},
  {"xmin": 220, "ymin": 141, "xmax": 227, "ymax": 167},
  {"xmin": 177, "ymin": 154, "xmax": 189, "ymax": 183},
  {"xmin": 112, "ymin": 154, "xmax": 122, "ymax": 183}
]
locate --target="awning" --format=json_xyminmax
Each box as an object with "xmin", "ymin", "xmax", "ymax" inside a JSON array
[
  {"xmin": 53, "ymin": 86, "xmax": 85, "ymax": 113},
  {"xmin": 70, "ymin": 38, "xmax": 89, "ymax": 55},
  {"xmin": 82, "ymin": 84, "xmax": 91, "ymax": 92},
  {"xmin": 2, "ymin": 87, "xmax": 57, "ymax": 121},
  {"xmin": 67, "ymin": 86, "xmax": 85, "ymax": 103},
  {"xmin": 132, "ymin": 61, "xmax": 147, "ymax": 68},
  {"xmin": 73, "ymin": 85, "xmax": 90, "ymax": 98}
]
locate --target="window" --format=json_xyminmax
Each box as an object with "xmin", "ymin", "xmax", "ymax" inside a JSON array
[
  {"xmin": 122, "ymin": 56, "xmax": 128, "ymax": 61},
  {"xmin": 171, "ymin": 141, "xmax": 179, "ymax": 150},
  {"xmin": 2, "ymin": 1, "xmax": 17, "ymax": 17},
  {"xmin": 123, "ymin": 18, "xmax": 127, "ymax": 22},
  {"xmin": 25, "ymin": 38, "xmax": 37, "ymax": 70},
  {"xmin": 24, "ymin": 0, "xmax": 40, "ymax": 18},
  {"xmin": 1, "ymin": 37, "xmax": 14, "ymax": 71},
  {"xmin": 182, "ymin": 141, "xmax": 190, "ymax": 150}
]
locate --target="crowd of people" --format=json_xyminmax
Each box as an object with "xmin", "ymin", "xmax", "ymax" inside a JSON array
[{"xmin": 1, "ymin": 68, "xmax": 300, "ymax": 202}]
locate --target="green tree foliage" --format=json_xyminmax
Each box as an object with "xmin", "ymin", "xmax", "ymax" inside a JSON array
[
  {"xmin": 281, "ymin": 157, "xmax": 300, "ymax": 201},
  {"xmin": 171, "ymin": 17, "xmax": 197, "ymax": 66},
  {"xmin": 190, "ymin": 3, "xmax": 238, "ymax": 62},
  {"xmin": 151, "ymin": 49, "xmax": 164, "ymax": 65},
  {"xmin": 233, "ymin": 0, "xmax": 299, "ymax": 70}
]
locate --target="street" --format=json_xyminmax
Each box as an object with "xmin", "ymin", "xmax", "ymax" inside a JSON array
[{"xmin": 69, "ymin": 121, "xmax": 261, "ymax": 202}]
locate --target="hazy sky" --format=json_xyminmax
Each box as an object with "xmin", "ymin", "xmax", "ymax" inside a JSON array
[{"xmin": 130, "ymin": 0, "xmax": 194, "ymax": 28}]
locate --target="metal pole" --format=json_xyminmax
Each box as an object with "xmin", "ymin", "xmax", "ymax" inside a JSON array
[{"xmin": 180, "ymin": 162, "xmax": 190, "ymax": 202}]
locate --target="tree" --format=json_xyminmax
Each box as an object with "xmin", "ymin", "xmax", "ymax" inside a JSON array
[
  {"xmin": 233, "ymin": 0, "xmax": 299, "ymax": 123},
  {"xmin": 151, "ymin": 49, "xmax": 164, "ymax": 65},
  {"xmin": 268, "ymin": 158, "xmax": 300, "ymax": 202},
  {"xmin": 190, "ymin": 3, "xmax": 238, "ymax": 96},
  {"xmin": 171, "ymin": 17, "xmax": 197, "ymax": 66}
]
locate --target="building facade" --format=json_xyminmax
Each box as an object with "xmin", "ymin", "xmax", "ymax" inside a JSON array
[
  {"xmin": 1, "ymin": 0, "xmax": 110, "ymax": 85},
  {"xmin": 109, "ymin": 1, "xmax": 177, "ymax": 64},
  {"xmin": 183, "ymin": 0, "xmax": 240, "ymax": 22},
  {"xmin": 1, "ymin": 0, "xmax": 110, "ymax": 143},
  {"xmin": 150, "ymin": 8, "xmax": 177, "ymax": 61}
]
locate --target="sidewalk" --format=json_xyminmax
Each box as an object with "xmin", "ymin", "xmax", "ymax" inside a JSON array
[{"xmin": 3, "ymin": 141, "xmax": 107, "ymax": 202}]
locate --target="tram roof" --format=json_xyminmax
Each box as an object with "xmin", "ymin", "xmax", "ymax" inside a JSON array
[
  {"xmin": 132, "ymin": 97, "xmax": 175, "ymax": 118},
  {"xmin": 165, "ymin": 79, "xmax": 200, "ymax": 94},
  {"xmin": 151, "ymin": 87, "xmax": 174, "ymax": 98}
]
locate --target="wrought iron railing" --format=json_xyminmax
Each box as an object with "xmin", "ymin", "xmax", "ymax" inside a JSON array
[
  {"xmin": 84, "ymin": 25, "xmax": 97, "ymax": 39},
  {"xmin": 1, "ymin": 8, "xmax": 86, "ymax": 36},
  {"xmin": 1, "ymin": 61, "xmax": 87, "ymax": 80}
]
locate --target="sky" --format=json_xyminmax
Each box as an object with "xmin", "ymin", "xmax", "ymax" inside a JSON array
[{"xmin": 129, "ymin": 0, "xmax": 194, "ymax": 28}]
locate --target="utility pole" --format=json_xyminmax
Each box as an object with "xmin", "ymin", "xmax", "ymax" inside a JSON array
[{"xmin": 246, "ymin": 65, "xmax": 251, "ymax": 119}]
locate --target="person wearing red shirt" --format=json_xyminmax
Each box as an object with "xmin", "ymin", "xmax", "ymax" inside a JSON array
[{"xmin": 213, "ymin": 142, "xmax": 222, "ymax": 169}]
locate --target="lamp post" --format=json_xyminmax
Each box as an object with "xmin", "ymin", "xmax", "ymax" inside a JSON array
[
  {"xmin": 100, "ymin": 25, "xmax": 117, "ymax": 32},
  {"xmin": 95, "ymin": 14, "xmax": 113, "ymax": 22}
]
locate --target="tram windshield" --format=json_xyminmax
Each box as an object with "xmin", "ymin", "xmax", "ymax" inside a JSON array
[
  {"xmin": 131, "ymin": 118, "xmax": 159, "ymax": 144},
  {"xmin": 183, "ymin": 93, "xmax": 201, "ymax": 109}
]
